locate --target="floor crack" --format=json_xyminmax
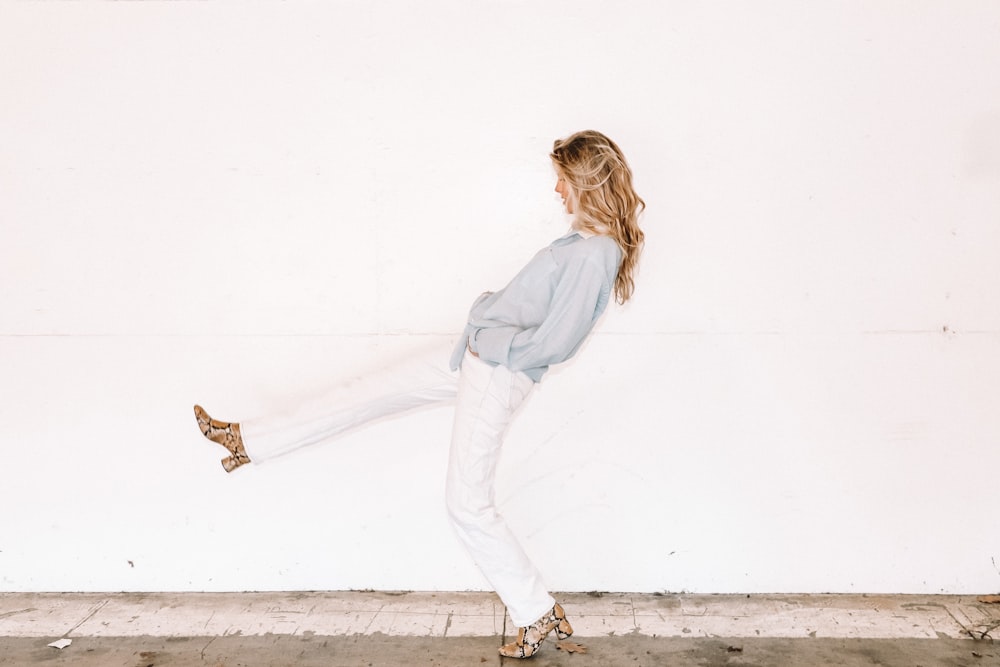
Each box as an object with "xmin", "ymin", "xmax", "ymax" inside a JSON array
[
  {"xmin": 64, "ymin": 599, "xmax": 109, "ymax": 637},
  {"xmin": 942, "ymin": 604, "xmax": 995, "ymax": 640},
  {"xmin": 498, "ymin": 604, "xmax": 509, "ymax": 664},
  {"xmin": 362, "ymin": 604, "xmax": 385, "ymax": 635},
  {"xmin": 200, "ymin": 635, "xmax": 216, "ymax": 662},
  {"xmin": 0, "ymin": 608, "xmax": 36, "ymax": 620},
  {"xmin": 443, "ymin": 611, "xmax": 453, "ymax": 638}
]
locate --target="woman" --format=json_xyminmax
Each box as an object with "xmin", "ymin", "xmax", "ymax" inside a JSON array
[{"xmin": 195, "ymin": 129, "xmax": 645, "ymax": 659}]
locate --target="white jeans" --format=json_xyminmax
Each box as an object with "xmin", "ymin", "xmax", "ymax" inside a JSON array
[
  {"xmin": 240, "ymin": 347, "xmax": 555, "ymax": 627},
  {"xmin": 446, "ymin": 350, "xmax": 555, "ymax": 627}
]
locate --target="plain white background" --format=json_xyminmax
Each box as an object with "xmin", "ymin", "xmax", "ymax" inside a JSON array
[{"xmin": 2, "ymin": 1, "xmax": 999, "ymax": 594}]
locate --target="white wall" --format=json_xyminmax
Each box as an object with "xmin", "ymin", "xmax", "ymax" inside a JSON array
[{"xmin": 2, "ymin": 1, "xmax": 999, "ymax": 594}]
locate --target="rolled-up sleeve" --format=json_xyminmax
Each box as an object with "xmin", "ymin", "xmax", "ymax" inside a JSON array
[{"xmin": 472, "ymin": 252, "xmax": 610, "ymax": 374}]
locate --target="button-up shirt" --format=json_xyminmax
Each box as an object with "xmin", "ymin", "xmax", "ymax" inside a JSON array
[{"xmin": 450, "ymin": 230, "xmax": 622, "ymax": 382}]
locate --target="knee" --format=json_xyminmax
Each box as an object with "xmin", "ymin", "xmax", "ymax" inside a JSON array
[
  {"xmin": 445, "ymin": 484, "xmax": 493, "ymax": 529},
  {"xmin": 445, "ymin": 485, "xmax": 470, "ymax": 526}
]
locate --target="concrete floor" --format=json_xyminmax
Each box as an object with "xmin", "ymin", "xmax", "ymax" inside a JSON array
[{"xmin": 1, "ymin": 591, "xmax": 998, "ymax": 666}]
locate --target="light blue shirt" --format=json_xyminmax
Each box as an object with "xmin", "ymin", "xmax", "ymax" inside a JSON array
[{"xmin": 450, "ymin": 230, "xmax": 622, "ymax": 382}]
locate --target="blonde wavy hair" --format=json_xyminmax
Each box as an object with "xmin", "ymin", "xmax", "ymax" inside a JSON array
[{"xmin": 550, "ymin": 130, "xmax": 645, "ymax": 304}]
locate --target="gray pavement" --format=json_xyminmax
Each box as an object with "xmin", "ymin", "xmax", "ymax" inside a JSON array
[
  {"xmin": 1, "ymin": 592, "xmax": 998, "ymax": 666},
  {"xmin": 1, "ymin": 634, "xmax": 997, "ymax": 666}
]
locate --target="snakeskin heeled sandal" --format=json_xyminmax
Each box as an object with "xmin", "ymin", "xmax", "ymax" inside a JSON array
[
  {"xmin": 498, "ymin": 603, "xmax": 573, "ymax": 659},
  {"xmin": 193, "ymin": 404, "xmax": 251, "ymax": 473}
]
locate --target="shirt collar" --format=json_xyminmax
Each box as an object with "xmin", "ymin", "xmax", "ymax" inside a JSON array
[{"xmin": 569, "ymin": 225, "xmax": 596, "ymax": 239}]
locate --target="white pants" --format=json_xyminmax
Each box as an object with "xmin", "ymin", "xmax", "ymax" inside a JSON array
[{"xmin": 240, "ymin": 347, "xmax": 555, "ymax": 627}]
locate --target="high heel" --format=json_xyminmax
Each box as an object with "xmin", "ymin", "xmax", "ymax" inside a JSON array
[
  {"xmin": 220, "ymin": 451, "xmax": 251, "ymax": 473},
  {"xmin": 555, "ymin": 615, "xmax": 573, "ymax": 640},
  {"xmin": 498, "ymin": 603, "xmax": 573, "ymax": 659},
  {"xmin": 193, "ymin": 405, "xmax": 251, "ymax": 472}
]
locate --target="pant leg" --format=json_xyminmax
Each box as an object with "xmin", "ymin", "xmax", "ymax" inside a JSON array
[
  {"xmin": 241, "ymin": 344, "xmax": 458, "ymax": 463},
  {"xmin": 445, "ymin": 350, "xmax": 555, "ymax": 627}
]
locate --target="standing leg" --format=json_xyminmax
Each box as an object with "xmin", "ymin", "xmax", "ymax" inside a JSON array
[{"xmin": 445, "ymin": 350, "xmax": 555, "ymax": 628}]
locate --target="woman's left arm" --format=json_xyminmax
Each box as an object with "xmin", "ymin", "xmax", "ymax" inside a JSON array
[{"xmin": 471, "ymin": 253, "xmax": 611, "ymax": 373}]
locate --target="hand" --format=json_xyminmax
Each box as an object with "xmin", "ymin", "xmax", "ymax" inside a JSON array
[{"xmin": 467, "ymin": 341, "xmax": 479, "ymax": 358}]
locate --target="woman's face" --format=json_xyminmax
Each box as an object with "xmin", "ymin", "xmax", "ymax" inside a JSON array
[{"xmin": 554, "ymin": 173, "xmax": 574, "ymax": 214}]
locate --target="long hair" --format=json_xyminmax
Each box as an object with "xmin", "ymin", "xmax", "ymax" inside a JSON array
[{"xmin": 550, "ymin": 130, "xmax": 645, "ymax": 304}]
